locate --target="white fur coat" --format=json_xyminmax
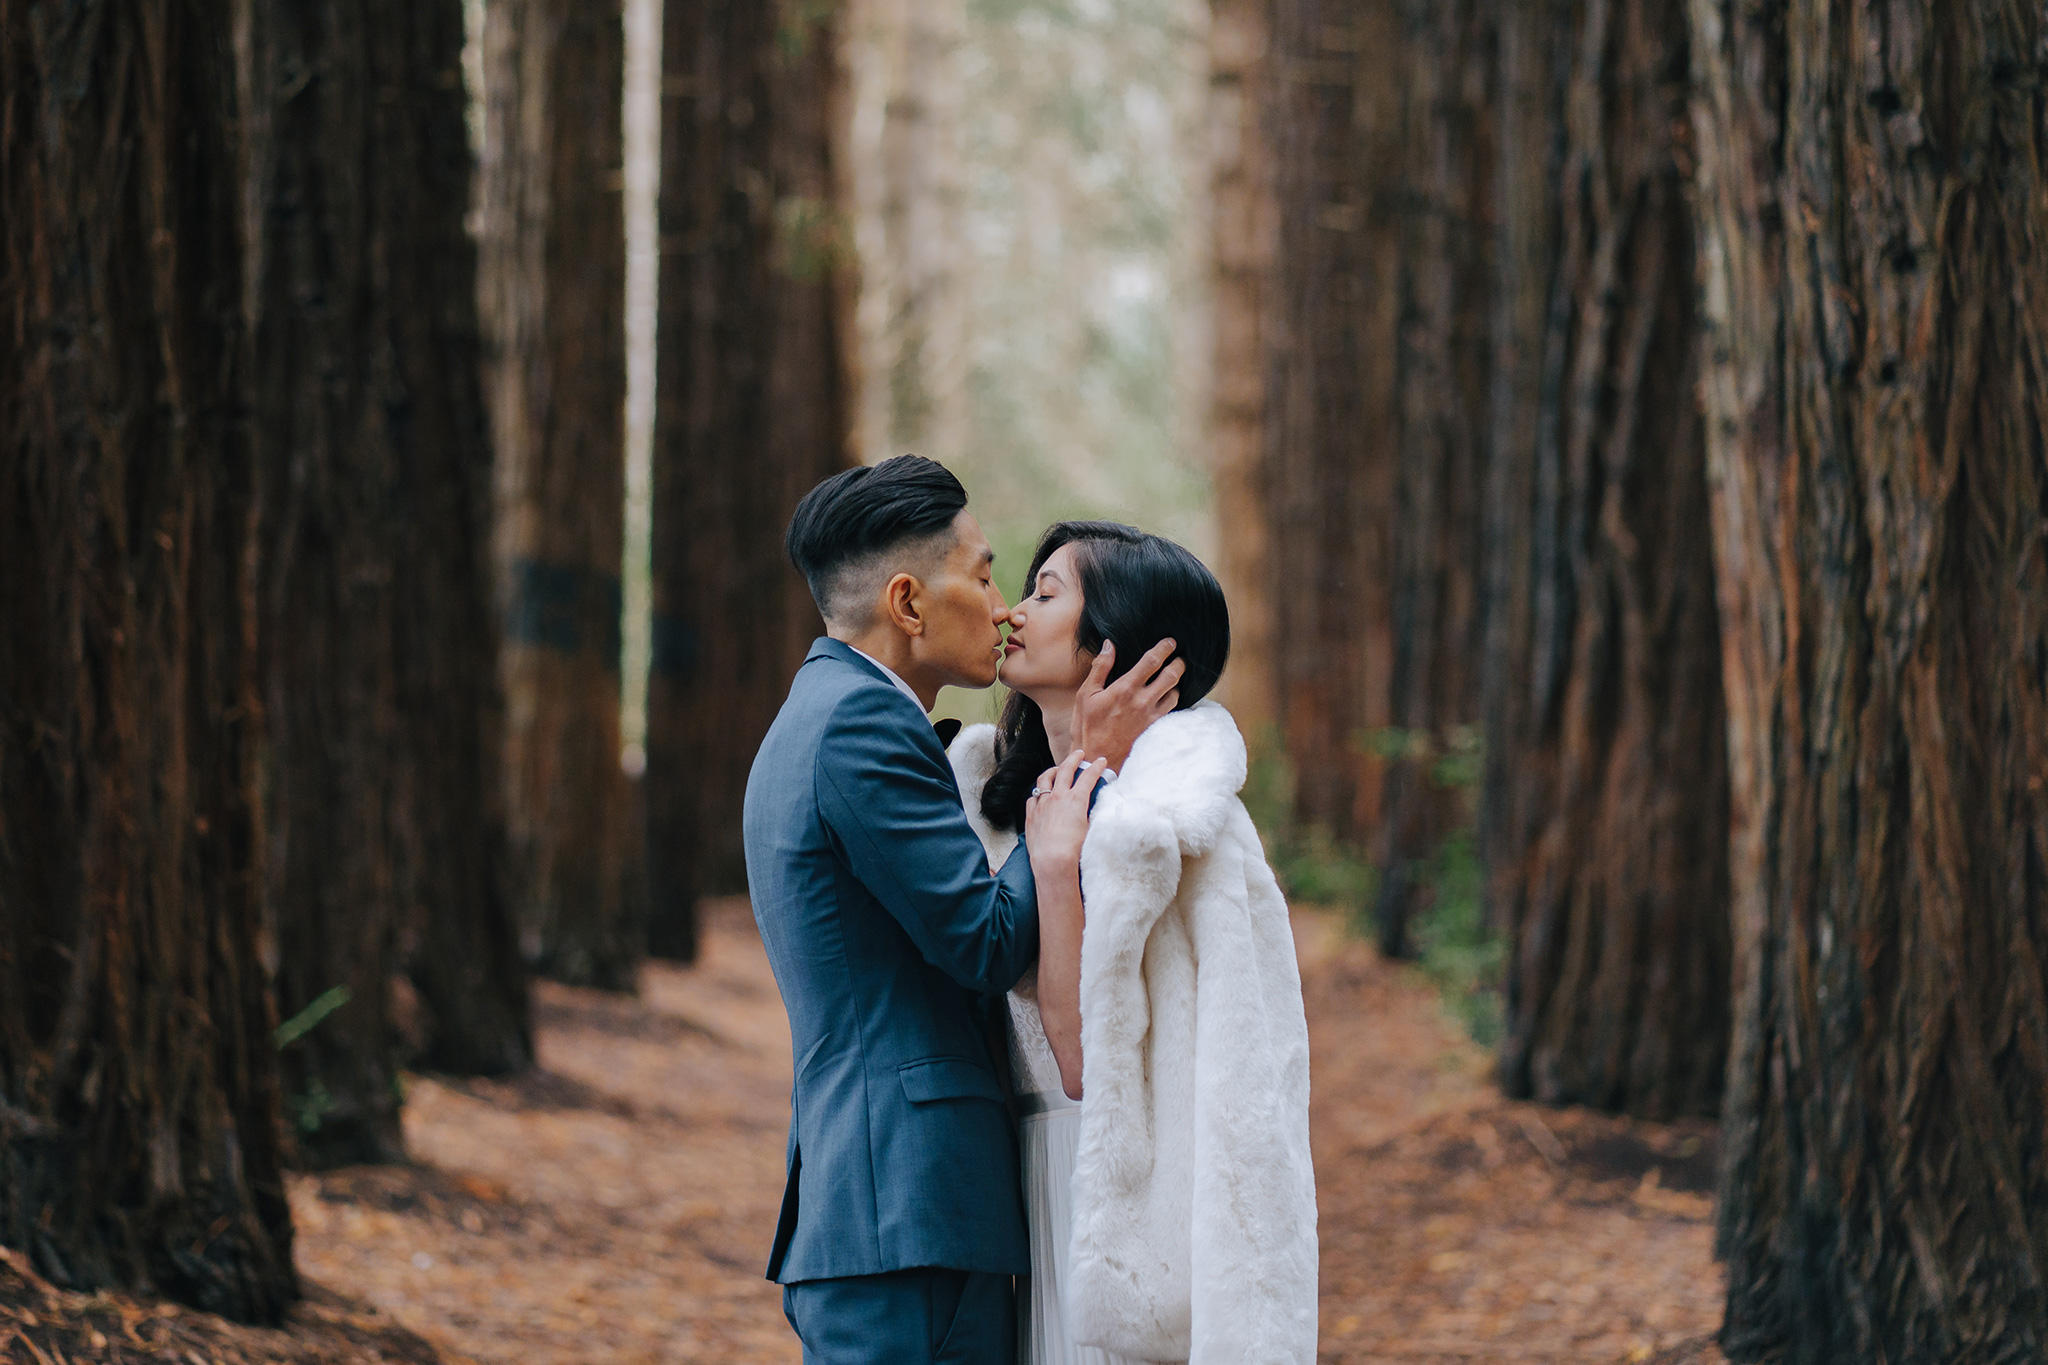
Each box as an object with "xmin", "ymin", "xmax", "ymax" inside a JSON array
[{"xmin": 949, "ymin": 701, "xmax": 1317, "ymax": 1364}]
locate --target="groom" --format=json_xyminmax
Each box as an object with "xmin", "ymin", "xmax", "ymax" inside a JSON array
[{"xmin": 743, "ymin": 456, "xmax": 1180, "ymax": 1364}]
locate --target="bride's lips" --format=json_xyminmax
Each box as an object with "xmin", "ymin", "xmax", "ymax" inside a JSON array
[{"xmin": 1003, "ymin": 638, "xmax": 1023, "ymax": 655}]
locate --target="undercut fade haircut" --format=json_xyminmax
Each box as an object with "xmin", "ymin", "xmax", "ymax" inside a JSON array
[{"xmin": 785, "ymin": 455, "xmax": 970, "ymax": 625}]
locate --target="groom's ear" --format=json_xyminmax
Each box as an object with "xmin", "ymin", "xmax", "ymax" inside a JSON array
[{"xmin": 881, "ymin": 571, "xmax": 926, "ymax": 638}]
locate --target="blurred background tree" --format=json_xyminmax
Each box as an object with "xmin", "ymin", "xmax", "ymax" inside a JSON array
[{"xmin": 481, "ymin": 0, "xmax": 648, "ymax": 990}]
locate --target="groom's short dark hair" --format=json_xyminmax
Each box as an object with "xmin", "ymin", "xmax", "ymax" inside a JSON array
[{"xmin": 787, "ymin": 455, "xmax": 969, "ymax": 624}]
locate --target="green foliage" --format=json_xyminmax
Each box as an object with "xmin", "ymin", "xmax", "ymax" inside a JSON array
[
  {"xmin": 776, "ymin": 196, "xmax": 851, "ymax": 284},
  {"xmin": 1246, "ymin": 729, "xmax": 1503, "ymax": 1047},
  {"xmin": 288, "ymin": 1077, "xmax": 340, "ymax": 1135},
  {"xmin": 276, "ymin": 984, "xmax": 352, "ymax": 1048},
  {"xmin": 1407, "ymin": 828, "xmax": 1504, "ymax": 1048},
  {"xmin": 1242, "ymin": 741, "xmax": 1378, "ymax": 911}
]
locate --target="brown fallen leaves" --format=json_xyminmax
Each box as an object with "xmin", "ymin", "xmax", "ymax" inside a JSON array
[
  {"xmin": 5, "ymin": 899, "xmax": 1728, "ymax": 1364},
  {"xmin": 0, "ymin": 1246, "xmax": 441, "ymax": 1365}
]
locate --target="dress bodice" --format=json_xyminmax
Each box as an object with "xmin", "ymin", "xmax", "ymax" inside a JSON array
[{"xmin": 1007, "ymin": 990, "xmax": 1069, "ymax": 1100}]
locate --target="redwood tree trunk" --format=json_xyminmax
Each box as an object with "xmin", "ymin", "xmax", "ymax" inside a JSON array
[
  {"xmin": 480, "ymin": 0, "xmax": 645, "ymax": 990},
  {"xmin": 645, "ymin": 0, "xmax": 856, "ymax": 960},
  {"xmin": 242, "ymin": 0, "xmax": 526, "ymax": 1167},
  {"xmin": 1368, "ymin": 0, "xmax": 1492, "ymax": 958},
  {"xmin": 1482, "ymin": 0, "xmax": 1731, "ymax": 1121},
  {"xmin": 1692, "ymin": 1, "xmax": 2048, "ymax": 1358},
  {"xmin": 1264, "ymin": 0, "xmax": 1490, "ymax": 953},
  {"xmin": 0, "ymin": 0, "xmax": 296, "ymax": 1319},
  {"xmin": 1207, "ymin": 0, "xmax": 1279, "ymax": 733}
]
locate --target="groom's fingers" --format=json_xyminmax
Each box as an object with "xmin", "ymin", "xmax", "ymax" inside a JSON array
[
  {"xmin": 1131, "ymin": 638, "xmax": 1179, "ymax": 689},
  {"xmin": 1078, "ymin": 642, "xmax": 1116, "ymax": 699},
  {"xmin": 1140, "ymin": 653, "xmax": 1186, "ymax": 701}
]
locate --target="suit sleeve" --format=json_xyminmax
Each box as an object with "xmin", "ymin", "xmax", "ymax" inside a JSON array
[{"xmin": 816, "ymin": 685, "xmax": 1040, "ymax": 993}]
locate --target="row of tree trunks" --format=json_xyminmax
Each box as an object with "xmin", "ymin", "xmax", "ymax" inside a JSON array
[
  {"xmin": 0, "ymin": 0, "xmax": 297, "ymax": 1319},
  {"xmin": 1481, "ymin": 0, "xmax": 1731, "ymax": 1121},
  {"xmin": 243, "ymin": 0, "xmax": 534, "ymax": 1170},
  {"xmin": 645, "ymin": 0, "xmax": 857, "ymax": 961},
  {"xmin": 1262, "ymin": 0, "xmax": 1489, "ymax": 957},
  {"xmin": 1691, "ymin": 1, "xmax": 2048, "ymax": 1359},
  {"xmin": 481, "ymin": 0, "xmax": 647, "ymax": 990}
]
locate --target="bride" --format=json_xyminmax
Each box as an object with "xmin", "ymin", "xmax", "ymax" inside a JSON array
[{"xmin": 948, "ymin": 521, "xmax": 1318, "ymax": 1365}]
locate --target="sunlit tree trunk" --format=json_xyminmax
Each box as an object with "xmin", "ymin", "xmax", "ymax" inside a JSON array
[
  {"xmin": 848, "ymin": 0, "xmax": 965, "ymax": 464},
  {"xmin": 1480, "ymin": 0, "xmax": 1730, "ymax": 1121},
  {"xmin": 646, "ymin": 0, "xmax": 857, "ymax": 960},
  {"xmin": 0, "ymin": 0, "xmax": 296, "ymax": 1318},
  {"xmin": 1691, "ymin": 1, "xmax": 2048, "ymax": 1358},
  {"xmin": 1207, "ymin": 0, "xmax": 1278, "ymax": 732},
  {"xmin": 480, "ymin": 0, "xmax": 646, "ymax": 990}
]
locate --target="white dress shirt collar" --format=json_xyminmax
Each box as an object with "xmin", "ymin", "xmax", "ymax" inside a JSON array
[{"xmin": 847, "ymin": 644, "xmax": 928, "ymax": 713}]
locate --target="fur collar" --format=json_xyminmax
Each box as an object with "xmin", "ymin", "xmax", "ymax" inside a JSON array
[
  {"xmin": 946, "ymin": 699, "xmax": 1247, "ymax": 861},
  {"xmin": 1093, "ymin": 699, "xmax": 1246, "ymax": 858}
]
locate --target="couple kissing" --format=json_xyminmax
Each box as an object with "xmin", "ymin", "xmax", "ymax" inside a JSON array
[{"xmin": 743, "ymin": 456, "xmax": 1317, "ymax": 1365}]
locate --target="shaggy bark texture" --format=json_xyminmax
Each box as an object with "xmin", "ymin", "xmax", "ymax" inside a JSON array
[
  {"xmin": 1482, "ymin": 0, "xmax": 1731, "ymax": 1122},
  {"xmin": 480, "ymin": 0, "xmax": 646, "ymax": 991},
  {"xmin": 245, "ymin": 0, "xmax": 536, "ymax": 1162},
  {"xmin": 645, "ymin": 0, "xmax": 856, "ymax": 961},
  {"xmin": 0, "ymin": 0, "xmax": 296, "ymax": 1319},
  {"xmin": 1691, "ymin": 1, "xmax": 2048, "ymax": 1358}
]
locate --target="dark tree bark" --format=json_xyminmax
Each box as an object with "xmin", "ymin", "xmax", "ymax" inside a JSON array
[
  {"xmin": 481, "ymin": 0, "xmax": 646, "ymax": 991},
  {"xmin": 1265, "ymin": 0, "xmax": 1490, "ymax": 954},
  {"xmin": 1480, "ymin": 0, "xmax": 1731, "ymax": 1121},
  {"xmin": 646, "ymin": 0, "xmax": 857, "ymax": 961},
  {"xmin": 1691, "ymin": 1, "xmax": 2048, "ymax": 1358},
  {"xmin": 1367, "ymin": 0, "xmax": 1493, "ymax": 958},
  {"xmin": 244, "ymin": 0, "xmax": 532, "ymax": 1091},
  {"xmin": 0, "ymin": 0, "xmax": 296, "ymax": 1319}
]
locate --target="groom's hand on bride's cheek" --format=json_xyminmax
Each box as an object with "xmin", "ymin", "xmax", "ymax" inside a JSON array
[{"xmin": 1072, "ymin": 638, "xmax": 1184, "ymax": 774}]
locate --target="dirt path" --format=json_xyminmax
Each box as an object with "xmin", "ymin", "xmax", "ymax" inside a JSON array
[
  {"xmin": 2, "ymin": 898, "xmax": 1726, "ymax": 1364},
  {"xmin": 289, "ymin": 900, "xmax": 1726, "ymax": 1364}
]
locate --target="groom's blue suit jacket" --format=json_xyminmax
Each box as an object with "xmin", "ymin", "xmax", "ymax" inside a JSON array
[{"xmin": 743, "ymin": 638, "xmax": 1038, "ymax": 1283}]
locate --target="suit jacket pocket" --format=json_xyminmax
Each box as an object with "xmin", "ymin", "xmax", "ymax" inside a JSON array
[{"xmin": 898, "ymin": 1057, "xmax": 1006, "ymax": 1106}]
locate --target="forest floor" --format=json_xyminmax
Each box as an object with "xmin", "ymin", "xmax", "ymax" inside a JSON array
[{"xmin": 4, "ymin": 899, "xmax": 1729, "ymax": 1365}]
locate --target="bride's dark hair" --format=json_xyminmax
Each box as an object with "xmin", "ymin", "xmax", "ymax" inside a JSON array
[{"xmin": 981, "ymin": 521, "xmax": 1230, "ymax": 833}]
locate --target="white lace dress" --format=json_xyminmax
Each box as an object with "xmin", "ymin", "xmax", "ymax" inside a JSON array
[
  {"xmin": 1006, "ymin": 989, "xmax": 1151, "ymax": 1365},
  {"xmin": 947, "ymin": 725, "xmax": 1163, "ymax": 1365}
]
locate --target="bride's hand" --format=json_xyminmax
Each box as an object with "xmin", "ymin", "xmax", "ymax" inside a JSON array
[{"xmin": 1024, "ymin": 747, "xmax": 1108, "ymax": 870}]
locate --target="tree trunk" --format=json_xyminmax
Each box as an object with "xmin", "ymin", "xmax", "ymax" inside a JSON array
[
  {"xmin": 0, "ymin": 0, "xmax": 297, "ymax": 1319},
  {"xmin": 848, "ymin": 0, "xmax": 965, "ymax": 465},
  {"xmin": 1691, "ymin": 1, "xmax": 2048, "ymax": 1358},
  {"xmin": 645, "ymin": 0, "xmax": 857, "ymax": 961},
  {"xmin": 1480, "ymin": 0, "xmax": 1731, "ymax": 1121},
  {"xmin": 1264, "ymin": 0, "xmax": 1490, "ymax": 954},
  {"xmin": 480, "ymin": 0, "xmax": 646, "ymax": 991},
  {"xmin": 1207, "ymin": 0, "xmax": 1279, "ymax": 733},
  {"xmin": 1367, "ymin": 0, "xmax": 1493, "ymax": 958},
  {"xmin": 1265, "ymin": 0, "xmax": 1391, "ymax": 846},
  {"xmin": 370, "ymin": 0, "xmax": 533, "ymax": 1079}
]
